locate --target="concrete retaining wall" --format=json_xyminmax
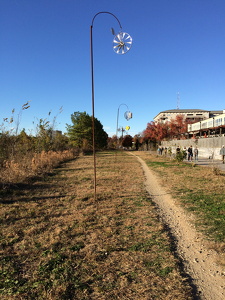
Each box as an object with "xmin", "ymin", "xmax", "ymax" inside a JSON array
[{"xmin": 161, "ymin": 136, "xmax": 225, "ymax": 159}]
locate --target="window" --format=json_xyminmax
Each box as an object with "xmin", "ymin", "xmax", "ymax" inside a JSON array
[
  {"xmin": 208, "ymin": 121, "xmax": 213, "ymax": 128},
  {"xmin": 202, "ymin": 122, "xmax": 207, "ymax": 129}
]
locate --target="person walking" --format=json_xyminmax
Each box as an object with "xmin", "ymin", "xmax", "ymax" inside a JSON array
[
  {"xmin": 187, "ymin": 146, "xmax": 193, "ymax": 161},
  {"xmin": 194, "ymin": 147, "xmax": 198, "ymax": 161},
  {"xmin": 183, "ymin": 147, "xmax": 188, "ymax": 160},
  {"xmin": 220, "ymin": 145, "xmax": 225, "ymax": 164},
  {"xmin": 157, "ymin": 146, "xmax": 162, "ymax": 155}
]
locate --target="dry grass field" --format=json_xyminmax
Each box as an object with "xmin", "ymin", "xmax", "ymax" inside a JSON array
[
  {"xmin": 0, "ymin": 151, "xmax": 193, "ymax": 299},
  {"xmin": 0, "ymin": 150, "xmax": 76, "ymax": 185}
]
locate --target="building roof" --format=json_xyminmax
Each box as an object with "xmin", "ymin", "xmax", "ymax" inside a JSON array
[
  {"xmin": 210, "ymin": 110, "xmax": 224, "ymax": 114},
  {"xmin": 154, "ymin": 109, "xmax": 224, "ymax": 120},
  {"xmin": 154, "ymin": 109, "xmax": 209, "ymax": 119},
  {"xmin": 160, "ymin": 109, "xmax": 208, "ymax": 113}
]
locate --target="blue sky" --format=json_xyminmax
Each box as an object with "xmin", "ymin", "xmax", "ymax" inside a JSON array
[{"xmin": 1, "ymin": 0, "xmax": 225, "ymax": 137}]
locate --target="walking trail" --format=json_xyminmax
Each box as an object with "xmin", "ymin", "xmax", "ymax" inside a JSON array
[{"xmin": 130, "ymin": 152, "xmax": 225, "ymax": 300}]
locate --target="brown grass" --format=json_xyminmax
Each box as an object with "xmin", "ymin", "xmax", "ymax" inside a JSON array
[
  {"xmin": 0, "ymin": 151, "xmax": 193, "ymax": 299},
  {"xmin": 0, "ymin": 150, "xmax": 77, "ymax": 185}
]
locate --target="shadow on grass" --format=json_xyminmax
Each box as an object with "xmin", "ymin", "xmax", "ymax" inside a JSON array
[
  {"xmin": 0, "ymin": 171, "xmax": 67, "ymax": 204},
  {"xmin": 0, "ymin": 194, "xmax": 69, "ymax": 205}
]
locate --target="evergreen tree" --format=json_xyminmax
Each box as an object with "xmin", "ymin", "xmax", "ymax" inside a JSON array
[{"xmin": 66, "ymin": 112, "xmax": 108, "ymax": 150}]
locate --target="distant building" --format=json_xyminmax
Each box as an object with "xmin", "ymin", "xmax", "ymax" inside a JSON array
[
  {"xmin": 188, "ymin": 109, "xmax": 225, "ymax": 136},
  {"xmin": 154, "ymin": 109, "xmax": 223, "ymax": 124}
]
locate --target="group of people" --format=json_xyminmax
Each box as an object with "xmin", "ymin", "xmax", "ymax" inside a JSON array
[
  {"xmin": 157, "ymin": 146, "xmax": 167, "ymax": 155},
  {"xmin": 176, "ymin": 145, "xmax": 225, "ymax": 163},
  {"xmin": 158, "ymin": 144, "xmax": 225, "ymax": 164},
  {"xmin": 176, "ymin": 145, "xmax": 198, "ymax": 161},
  {"xmin": 187, "ymin": 145, "xmax": 198, "ymax": 161}
]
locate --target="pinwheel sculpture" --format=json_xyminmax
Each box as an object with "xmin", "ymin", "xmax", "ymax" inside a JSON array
[
  {"xmin": 124, "ymin": 111, "xmax": 133, "ymax": 121},
  {"xmin": 116, "ymin": 104, "xmax": 132, "ymax": 148},
  {"xmin": 113, "ymin": 32, "xmax": 133, "ymax": 54},
  {"xmin": 90, "ymin": 12, "xmax": 132, "ymax": 199}
]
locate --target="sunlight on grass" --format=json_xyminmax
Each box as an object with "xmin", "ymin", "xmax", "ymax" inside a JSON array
[
  {"xmin": 0, "ymin": 151, "xmax": 193, "ymax": 299},
  {"xmin": 137, "ymin": 151, "xmax": 225, "ymax": 259}
]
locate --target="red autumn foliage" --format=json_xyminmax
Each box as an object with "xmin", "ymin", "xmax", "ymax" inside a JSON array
[
  {"xmin": 122, "ymin": 135, "xmax": 133, "ymax": 148},
  {"xmin": 143, "ymin": 114, "xmax": 190, "ymax": 142},
  {"xmin": 169, "ymin": 114, "xmax": 189, "ymax": 137},
  {"xmin": 144, "ymin": 121, "xmax": 169, "ymax": 142}
]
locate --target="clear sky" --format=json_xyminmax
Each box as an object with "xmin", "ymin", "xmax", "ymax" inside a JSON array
[{"xmin": 1, "ymin": 0, "xmax": 225, "ymax": 137}]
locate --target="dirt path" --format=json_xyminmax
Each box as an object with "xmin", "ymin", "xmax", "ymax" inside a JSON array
[{"xmin": 131, "ymin": 153, "xmax": 225, "ymax": 300}]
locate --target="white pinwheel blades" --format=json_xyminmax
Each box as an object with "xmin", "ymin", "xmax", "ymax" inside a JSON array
[
  {"xmin": 113, "ymin": 32, "xmax": 132, "ymax": 54},
  {"xmin": 124, "ymin": 111, "xmax": 132, "ymax": 120}
]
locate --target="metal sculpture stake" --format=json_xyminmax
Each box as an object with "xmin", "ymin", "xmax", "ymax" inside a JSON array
[
  {"xmin": 90, "ymin": 12, "xmax": 132, "ymax": 200},
  {"xmin": 116, "ymin": 103, "xmax": 132, "ymax": 148}
]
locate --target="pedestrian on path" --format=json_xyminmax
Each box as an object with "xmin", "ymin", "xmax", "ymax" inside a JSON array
[
  {"xmin": 187, "ymin": 146, "xmax": 193, "ymax": 161},
  {"xmin": 219, "ymin": 145, "xmax": 225, "ymax": 164},
  {"xmin": 194, "ymin": 147, "xmax": 198, "ymax": 161},
  {"xmin": 183, "ymin": 147, "xmax": 188, "ymax": 160}
]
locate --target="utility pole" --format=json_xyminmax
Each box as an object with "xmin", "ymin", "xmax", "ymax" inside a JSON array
[{"xmin": 177, "ymin": 92, "xmax": 180, "ymax": 109}]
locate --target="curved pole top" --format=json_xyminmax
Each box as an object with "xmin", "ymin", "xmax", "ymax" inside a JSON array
[
  {"xmin": 118, "ymin": 103, "xmax": 129, "ymax": 111},
  {"xmin": 91, "ymin": 11, "xmax": 122, "ymax": 30}
]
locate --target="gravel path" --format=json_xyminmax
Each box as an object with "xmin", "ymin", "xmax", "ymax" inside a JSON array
[{"xmin": 131, "ymin": 153, "xmax": 225, "ymax": 300}]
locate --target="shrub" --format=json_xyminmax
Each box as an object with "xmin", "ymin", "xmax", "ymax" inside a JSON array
[{"xmin": 175, "ymin": 150, "xmax": 187, "ymax": 162}]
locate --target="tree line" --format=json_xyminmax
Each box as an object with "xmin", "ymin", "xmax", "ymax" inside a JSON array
[
  {"xmin": 0, "ymin": 104, "xmax": 190, "ymax": 185},
  {"xmin": 1, "ymin": 104, "xmax": 190, "ymax": 168}
]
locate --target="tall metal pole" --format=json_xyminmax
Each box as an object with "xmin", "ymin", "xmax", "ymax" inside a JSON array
[
  {"xmin": 116, "ymin": 104, "xmax": 129, "ymax": 139},
  {"xmin": 90, "ymin": 24, "xmax": 96, "ymax": 198},
  {"xmin": 116, "ymin": 103, "xmax": 129, "ymax": 148},
  {"xmin": 90, "ymin": 12, "xmax": 123, "ymax": 200}
]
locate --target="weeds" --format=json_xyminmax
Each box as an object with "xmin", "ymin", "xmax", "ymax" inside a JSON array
[
  {"xmin": 0, "ymin": 150, "xmax": 77, "ymax": 186},
  {"xmin": 212, "ymin": 166, "xmax": 222, "ymax": 175},
  {"xmin": 0, "ymin": 103, "xmax": 73, "ymax": 185}
]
